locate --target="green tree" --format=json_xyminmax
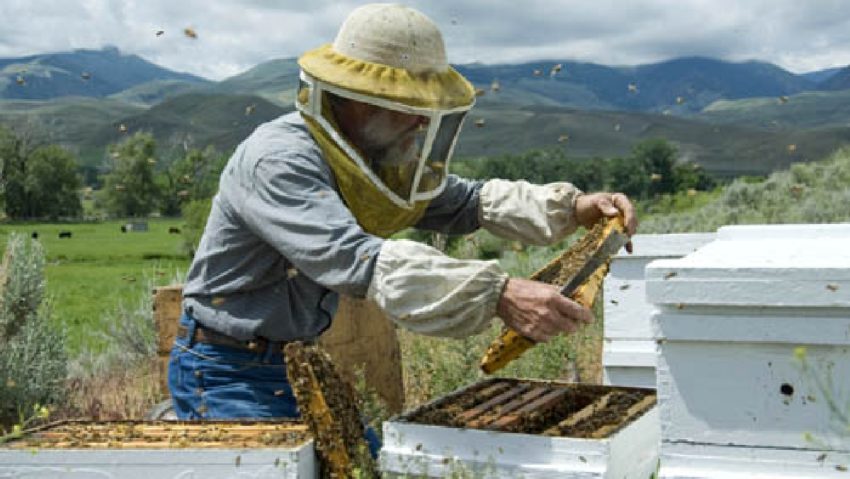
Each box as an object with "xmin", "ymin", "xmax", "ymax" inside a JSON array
[
  {"xmin": 632, "ymin": 138, "xmax": 677, "ymax": 197},
  {"xmin": 103, "ymin": 133, "xmax": 161, "ymax": 217},
  {"xmin": 159, "ymin": 146, "xmax": 227, "ymax": 216},
  {"xmin": 0, "ymin": 127, "xmax": 82, "ymax": 220},
  {"xmin": 25, "ymin": 146, "xmax": 83, "ymax": 219},
  {"xmin": 0, "ymin": 126, "xmax": 30, "ymax": 219},
  {"xmin": 606, "ymin": 156, "xmax": 650, "ymax": 198}
]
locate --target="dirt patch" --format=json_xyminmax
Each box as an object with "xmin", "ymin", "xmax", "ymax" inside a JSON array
[{"xmin": 404, "ymin": 378, "xmax": 655, "ymax": 439}]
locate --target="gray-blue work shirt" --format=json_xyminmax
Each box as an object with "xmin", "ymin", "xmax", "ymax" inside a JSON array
[{"xmin": 182, "ymin": 112, "xmax": 483, "ymax": 341}]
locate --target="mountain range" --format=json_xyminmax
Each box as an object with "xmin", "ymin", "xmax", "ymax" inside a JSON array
[{"xmin": 1, "ymin": 47, "xmax": 849, "ymax": 178}]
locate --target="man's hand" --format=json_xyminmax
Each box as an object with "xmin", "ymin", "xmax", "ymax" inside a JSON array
[
  {"xmin": 496, "ymin": 278, "xmax": 594, "ymax": 343},
  {"xmin": 575, "ymin": 192, "xmax": 638, "ymax": 252}
]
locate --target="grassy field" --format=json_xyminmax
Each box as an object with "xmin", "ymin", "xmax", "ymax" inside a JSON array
[{"xmin": 0, "ymin": 219, "xmax": 189, "ymax": 355}]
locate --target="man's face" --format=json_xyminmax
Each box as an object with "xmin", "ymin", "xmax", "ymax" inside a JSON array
[{"xmin": 334, "ymin": 96, "xmax": 428, "ymax": 166}]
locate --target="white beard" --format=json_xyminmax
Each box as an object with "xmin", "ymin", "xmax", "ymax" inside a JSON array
[{"xmin": 360, "ymin": 111, "xmax": 421, "ymax": 167}]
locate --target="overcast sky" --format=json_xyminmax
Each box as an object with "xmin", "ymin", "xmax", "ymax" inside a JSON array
[{"xmin": 2, "ymin": 0, "xmax": 849, "ymax": 80}]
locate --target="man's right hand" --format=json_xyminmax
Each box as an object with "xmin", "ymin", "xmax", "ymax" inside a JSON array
[{"xmin": 496, "ymin": 278, "xmax": 594, "ymax": 343}]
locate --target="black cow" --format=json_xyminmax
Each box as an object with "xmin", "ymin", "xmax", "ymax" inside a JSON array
[
  {"xmin": 168, "ymin": 227, "xmax": 181, "ymax": 234},
  {"xmin": 31, "ymin": 232, "xmax": 38, "ymax": 239},
  {"xmin": 58, "ymin": 231, "xmax": 72, "ymax": 239},
  {"xmin": 120, "ymin": 225, "xmax": 127, "ymax": 233}
]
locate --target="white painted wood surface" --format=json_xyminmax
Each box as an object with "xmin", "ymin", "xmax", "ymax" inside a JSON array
[
  {"xmin": 0, "ymin": 444, "xmax": 318, "ymax": 478},
  {"xmin": 380, "ymin": 384, "xmax": 660, "ymax": 478},
  {"xmin": 603, "ymin": 233, "xmax": 715, "ymax": 388},
  {"xmin": 648, "ymin": 223, "xmax": 850, "ymax": 478}
]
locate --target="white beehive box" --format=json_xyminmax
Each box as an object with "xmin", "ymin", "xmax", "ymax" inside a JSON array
[
  {"xmin": 603, "ymin": 233, "xmax": 715, "ymax": 388},
  {"xmin": 380, "ymin": 380, "xmax": 660, "ymax": 478},
  {"xmin": 647, "ymin": 224, "xmax": 850, "ymax": 477},
  {"xmin": 0, "ymin": 421, "xmax": 318, "ymax": 479}
]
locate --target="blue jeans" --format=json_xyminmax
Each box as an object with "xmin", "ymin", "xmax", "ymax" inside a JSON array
[{"xmin": 168, "ymin": 312, "xmax": 381, "ymax": 457}]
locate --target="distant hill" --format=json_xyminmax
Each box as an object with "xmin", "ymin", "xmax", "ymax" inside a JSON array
[
  {"xmin": 0, "ymin": 93, "xmax": 288, "ymax": 166},
  {"xmin": 800, "ymin": 66, "xmax": 845, "ymax": 84},
  {"xmin": 0, "ymin": 47, "xmax": 208, "ymax": 100},
  {"xmin": 455, "ymin": 104, "xmax": 850, "ymax": 177},
  {"xmin": 459, "ymin": 57, "xmax": 815, "ymax": 113},
  {"xmin": 0, "ymin": 96, "xmax": 146, "ymax": 162},
  {"xmin": 103, "ymin": 93, "xmax": 290, "ymax": 157},
  {"xmin": 108, "ymin": 79, "xmax": 207, "ymax": 106},
  {"xmin": 699, "ymin": 90, "xmax": 850, "ymax": 129},
  {"xmin": 820, "ymin": 65, "xmax": 850, "ymax": 91},
  {"xmin": 213, "ymin": 58, "xmax": 300, "ymax": 106},
  {"xmin": 2, "ymin": 47, "xmax": 850, "ymax": 180}
]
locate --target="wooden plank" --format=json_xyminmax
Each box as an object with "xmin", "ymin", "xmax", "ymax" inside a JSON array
[
  {"xmin": 468, "ymin": 386, "xmax": 550, "ymax": 429},
  {"xmin": 320, "ymin": 295, "xmax": 405, "ymax": 414},
  {"xmin": 455, "ymin": 383, "xmax": 530, "ymax": 425},
  {"xmin": 542, "ymin": 392, "xmax": 614, "ymax": 436},
  {"xmin": 152, "ymin": 284, "xmax": 183, "ymax": 354},
  {"xmin": 479, "ymin": 386, "xmax": 552, "ymax": 428},
  {"xmin": 487, "ymin": 388, "xmax": 570, "ymax": 431},
  {"xmin": 589, "ymin": 395, "xmax": 657, "ymax": 439}
]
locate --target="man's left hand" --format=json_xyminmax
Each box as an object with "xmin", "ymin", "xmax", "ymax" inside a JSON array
[{"xmin": 575, "ymin": 192, "xmax": 638, "ymax": 252}]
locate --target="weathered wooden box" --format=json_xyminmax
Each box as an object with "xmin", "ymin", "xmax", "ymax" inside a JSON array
[
  {"xmin": 603, "ymin": 233, "xmax": 715, "ymax": 388},
  {"xmin": 380, "ymin": 378, "xmax": 659, "ymax": 478},
  {"xmin": 647, "ymin": 224, "xmax": 850, "ymax": 477},
  {"xmin": 0, "ymin": 420, "xmax": 318, "ymax": 478}
]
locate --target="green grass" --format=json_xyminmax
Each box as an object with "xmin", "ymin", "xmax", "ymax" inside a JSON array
[{"xmin": 0, "ymin": 219, "xmax": 189, "ymax": 355}]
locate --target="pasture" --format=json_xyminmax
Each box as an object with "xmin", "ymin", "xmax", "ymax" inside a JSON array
[{"xmin": 0, "ymin": 219, "xmax": 189, "ymax": 355}]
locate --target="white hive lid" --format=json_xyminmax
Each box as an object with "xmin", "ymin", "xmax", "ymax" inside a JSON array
[
  {"xmin": 615, "ymin": 232, "xmax": 716, "ymax": 259},
  {"xmin": 646, "ymin": 223, "xmax": 850, "ymax": 307}
]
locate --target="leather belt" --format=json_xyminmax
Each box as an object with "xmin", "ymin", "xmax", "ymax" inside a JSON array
[{"xmin": 176, "ymin": 324, "xmax": 289, "ymax": 354}]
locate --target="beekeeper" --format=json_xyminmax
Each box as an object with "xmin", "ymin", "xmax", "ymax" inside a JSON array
[{"xmin": 168, "ymin": 2, "xmax": 636, "ymax": 443}]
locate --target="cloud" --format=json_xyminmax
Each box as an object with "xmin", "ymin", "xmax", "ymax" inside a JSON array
[{"xmin": 1, "ymin": 0, "xmax": 849, "ymax": 80}]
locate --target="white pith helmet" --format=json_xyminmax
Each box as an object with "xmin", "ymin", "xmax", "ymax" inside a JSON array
[{"xmin": 296, "ymin": 3, "xmax": 476, "ymax": 209}]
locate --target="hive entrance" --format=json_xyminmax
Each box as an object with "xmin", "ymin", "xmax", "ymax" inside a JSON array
[{"xmin": 405, "ymin": 379, "xmax": 655, "ymax": 438}]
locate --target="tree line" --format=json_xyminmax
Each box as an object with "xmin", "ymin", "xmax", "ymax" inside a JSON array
[
  {"xmin": 453, "ymin": 138, "xmax": 716, "ymax": 199},
  {"xmin": 0, "ymin": 126, "xmax": 226, "ymax": 221},
  {"xmin": 0, "ymin": 125, "xmax": 712, "ymax": 226}
]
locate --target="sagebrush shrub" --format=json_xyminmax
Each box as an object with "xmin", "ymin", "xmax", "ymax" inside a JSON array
[{"xmin": 0, "ymin": 233, "xmax": 67, "ymax": 426}]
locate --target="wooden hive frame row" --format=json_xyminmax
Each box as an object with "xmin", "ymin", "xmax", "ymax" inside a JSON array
[
  {"xmin": 407, "ymin": 378, "xmax": 656, "ymax": 439},
  {"xmin": 6, "ymin": 419, "xmax": 311, "ymax": 449}
]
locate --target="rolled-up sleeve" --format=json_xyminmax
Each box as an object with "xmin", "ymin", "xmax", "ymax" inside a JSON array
[
  {"xmin": 238, "ymin": 154, "xmax": 383, "ymax": 298},
  {"xmin": 415, "ymin": 174, "xmax": 484, "ymax": 234}
]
